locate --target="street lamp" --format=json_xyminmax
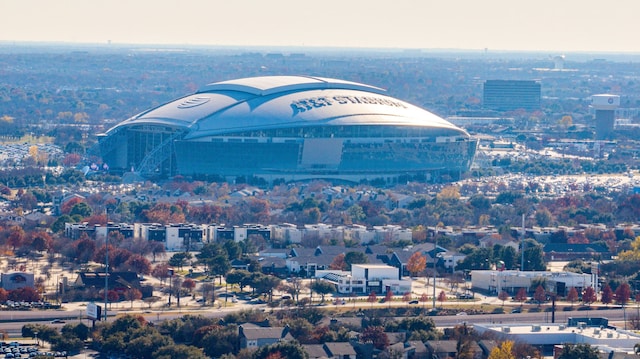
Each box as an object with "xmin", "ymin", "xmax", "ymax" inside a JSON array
[{"xmin": 168, "ymin": 269, "xmax": 174, "ymax": 307}]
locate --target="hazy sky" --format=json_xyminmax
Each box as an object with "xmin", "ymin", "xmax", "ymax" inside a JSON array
[{"xmin": 2, "ymin": 0, "xmax": 639, "ymax": 53}]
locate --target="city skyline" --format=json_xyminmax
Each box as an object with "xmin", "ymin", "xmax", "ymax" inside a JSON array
[{"xmin": 2, "ymin": 0, "xmax": 640, "ymax": 53}]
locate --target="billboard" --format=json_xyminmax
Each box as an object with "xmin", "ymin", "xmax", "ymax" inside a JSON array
[{"xmin": 87, "ymin": 302, "xmax": 102, "ymax": 321}]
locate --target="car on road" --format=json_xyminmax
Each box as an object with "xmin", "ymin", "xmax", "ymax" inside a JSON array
[
  {"xmin": 511, "ymin": 308, "xmax": 522, "ymax": 313},
  {"xmin": 50, "ymin": 319, "xmax": 65, "ymax": 324},
  {"xmin": 408, "ymin": 300, "xmax": 419, "ymax": 304}
]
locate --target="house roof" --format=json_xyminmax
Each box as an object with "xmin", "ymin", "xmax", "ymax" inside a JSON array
[
  {"xmin": 76, "ymin": 272, "xmax": 140, "ymax": 289},
  {"xmin": 426, "ymin": 340, "xmax": 459, "ymax": 353},
  {"xmin": 408, "ymin": 340, "xmax": 427, "ymax": 353},
  {"xmin": 239, "ymin": 325, "xmax": 291, "ymax": 341},
  {"xmin": 302, "ymin": 344, "xmax": 329, "ymax": 359},
  {"xmin": 543, "ymin": 243, "xmax": 610, "ymax": 253},
  {"xmin": 324, "ymin": 342, "xmax": 356, "ymax": 356}
]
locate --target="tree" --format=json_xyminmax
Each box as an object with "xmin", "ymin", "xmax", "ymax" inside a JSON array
[
  {"xmin": 152, "ymin": 263, "xmax": 171, "ymax": 285},
  {"xmin": 583, "ymin": 286, "xmax": 597, "ymax": 306},
  {"xmin": 498, "ymin": 291, "xmax": 509, "ymax": 306},
  {"xmin": 601, "ymin": 284, "xmax": 613, "ymax": 306},
  {"xmin": 344, "ymin": 251, "xmax": 368, "ymax": 270},
  {"xmin": 402, "ymin": 292, "xmax": 411, "ymax": 302},
  {"xmin": 124, "ymin": 288, "xmax": 142, "ymax": 308},
  {"xmin": 520, "ymin": 239, "xmax": 546, "ymax": 271},
  {"xmin": 615, "ymin": 282, "xmax": 631, "ymax": 306},
  {"xmin": 360, "ymin": 326, "xmax": 389, "ymax": 350},
  {"xmin": 250, "ymin": 274, "xmax": 281, "ymax": 302},
  {"xmin": 153, "ymin": 344, "xmax": 208, "ymax": 359},
  {"xmin": 437, "ymin": 290, "xmax": 447, "ymax": 307},
  {"xmin": 253, "ymin": 340, "xmax": 308, "ymax": 359},
  {"xmin": 309, "ymin": 281, "xmax": 336, "ymax": 302},
  {"xmin": 557, "ymin": 343, "xmax": 599, "ymax": 359},
  {"xmin": 226, "ymin": 270, "xmax": 251, "ymax": 292},
  {"xmin": 168, "ymin": 252, "xmax": 192, "ymax": 270},
  {"xmin": 182, "ymin": 278, "xmax": 196, "ymax": 296},
  {"xmin": 566, "ymin": 287, "xmax": 579, "ymax": 306},
  {"xmin": 488, "ymin": 340, "xmax": 516, "ymax": 359},
  {"xmin": 368, "ymin": 292, "xmax": 377, "ymax": 307},
  {"xmin": 407, "ymin": 252, "xmax": 427, "ymax": 277},
  {"xmin": 515, "ymin": 287, "xmax": 527, "ymax": 306},
  {"xmin": 420, "ymin": 293, "xmax": 429, "ymax": 308},
  {"xmin": 533, "ymin": 285, "xmax": 546, "ymax": 307},
  {"xmin": 384, "ymin": 288, "xmax": 393, "ymax": 306},
  {"xmin": 329, "ymin": 253, "xmax": 347, "ymax": 270}
]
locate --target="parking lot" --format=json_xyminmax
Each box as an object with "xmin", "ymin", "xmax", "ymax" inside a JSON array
[{"xmin": 0, "ymin": 341, "xmax": 67, "ymax": 358}]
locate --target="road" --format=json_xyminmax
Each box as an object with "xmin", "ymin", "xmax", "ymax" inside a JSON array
[{"xmin": 0, "ymin": 304, "xmax": 632, "ymax": 338}]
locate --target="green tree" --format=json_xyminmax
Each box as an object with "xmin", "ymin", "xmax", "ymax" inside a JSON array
[
  {"xmin": 168, "ymin": 252, "xmax": 192, "ymax": 270},
  {"xmin": 309, "ymin": 281, "xmax": 336, "ymax": 302},
  {"xmin": 51, "ymin": 214, "xmax": 74, "ymax": 233},
  {"xmin": 344, "ymin": 251, "xmax": 368, "ymax": 270},
  {"xmin": 153, "ymin": 344, "xmax": 208, "ymax": 359},
  {"xmin": 125, "ymin": 331, "xmax": 172, "ymax": 359},
  {"xmin": 69, "ymin": 201, "xmax": 92, "ymax": 217},
  {"xmin": 521, "ymin": 239, "xmax": 546, "ymax": 271},
  {"xmin": 557, "ymin": 343, "xmax": 599, "ymax": 359},
  {"xmin": 226, "ymin": 270, "xmax": 252, "ymax": 292},
  {"xmin": 457, "ymin": 247, "xmax": 492, "ymax": 271},
  {"xmin": 253, "ymin": 340, "xmax": 309, "ymax": 359},
  {"xmin": 197, "ymin": 243, "xmax": 231, "ymax": 283}
]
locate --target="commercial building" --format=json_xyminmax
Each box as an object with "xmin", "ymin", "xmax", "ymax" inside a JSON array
[
  {"xmin": 470, "ymin": 270, "xmax": 595, "ymax": 296},
  {"xmin": 99, "ymin": 76, "xmax": 477, "ymax": 184},
  {"xmin": 483, "ymin": 80, "xmax": 541, "ymax": 111},
  {"xmin": 316, "ymin": 263, "xmax": 411, "ymax": 295}
]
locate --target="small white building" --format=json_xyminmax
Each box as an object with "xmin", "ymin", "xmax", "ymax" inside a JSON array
[
  {"xmin": 471, "ymin": 270, "xmax": 595, "ymax": 295},
  {"xmin": 317, "ymin": 264, "xmax": 411, "ymax": 295}
]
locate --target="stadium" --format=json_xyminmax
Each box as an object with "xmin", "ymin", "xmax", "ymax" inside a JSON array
[{"xmin": 98, "ymin": 75, "xmax": 477, "ymax": 184}]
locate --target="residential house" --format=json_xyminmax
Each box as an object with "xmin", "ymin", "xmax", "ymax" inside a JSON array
[
  {"xmin": 238, "ymin": 324, "xmax": 293, "ymax": 350},
  {"xmin": 323, "ymin": 342, "xmax": 357, "ymax": 359}
]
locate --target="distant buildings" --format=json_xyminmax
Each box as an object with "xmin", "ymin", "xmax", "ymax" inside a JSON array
[
  {"xmin": 64, "ymin": 222, "xmax": 414, "ymax": 251},
  {"xmin": 483, "ymin": 80, "xmax": 541, "ymax": 111}
]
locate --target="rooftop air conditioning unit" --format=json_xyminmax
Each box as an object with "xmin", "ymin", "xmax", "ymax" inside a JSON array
[{"xmin": 532, "ymin": 325, "xmax": 541, "ymax": 332}]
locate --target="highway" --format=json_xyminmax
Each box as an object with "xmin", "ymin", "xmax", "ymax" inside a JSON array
[{"xmin": 0, "ymin": 305, "xmax": 633, "ymax": 338}]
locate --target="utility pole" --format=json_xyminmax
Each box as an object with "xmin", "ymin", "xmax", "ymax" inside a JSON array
[
  {"xmin": 104, "ymin": 236, "xmax": 108, "ymax": 322},
  {"xmin": 432, "ymin": 233, "xmax": 437, "ymax": 310},
  {"xmin": 520, "ymin": 213, "xmax": 525, "ymax": 271}
]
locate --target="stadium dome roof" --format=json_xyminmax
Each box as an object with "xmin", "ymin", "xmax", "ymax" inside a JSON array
[{"xmin": 108, "ymin": 75, "xmax": 467, "ymax": 140}]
